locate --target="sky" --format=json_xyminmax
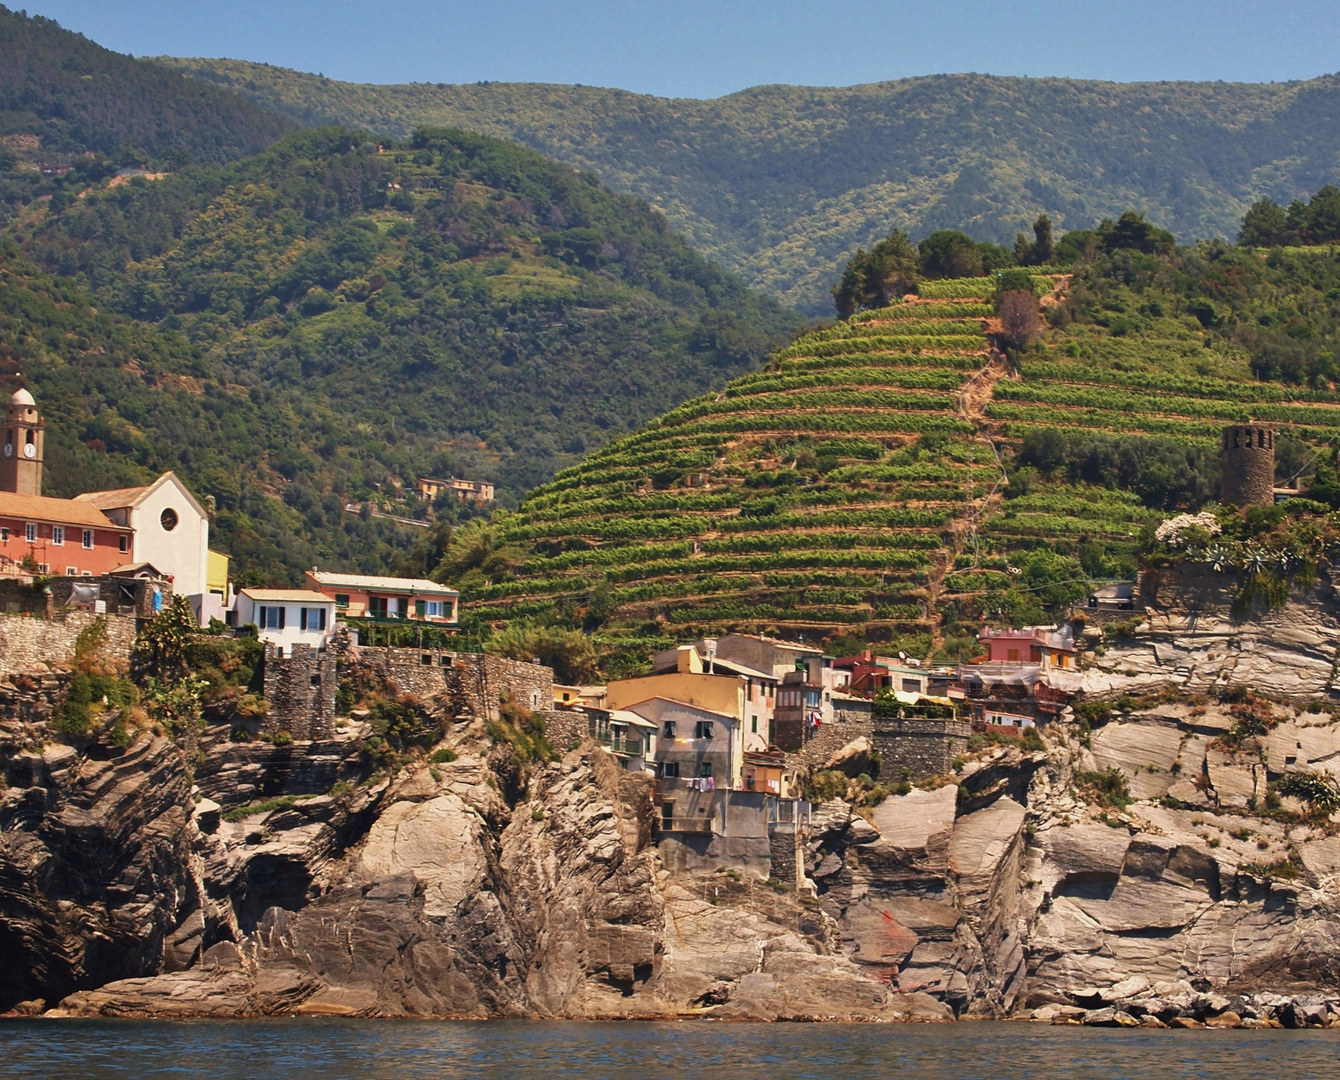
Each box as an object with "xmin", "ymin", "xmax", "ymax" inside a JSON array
[{"xmin": 24, "ymin": 0, "xmax": 1340, "ymax": 99}]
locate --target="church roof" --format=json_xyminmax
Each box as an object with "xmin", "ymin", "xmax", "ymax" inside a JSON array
[
  {"xmin": 0, "ymin": 491, "xmax": 128, "ymax": 530},
  {"xmin": 74, "ymin": 471, "xmax": 209, "ymax": 521},
  {"xmin": 11, "ymin": 388, "xmax": 35, "ymax": 407}
]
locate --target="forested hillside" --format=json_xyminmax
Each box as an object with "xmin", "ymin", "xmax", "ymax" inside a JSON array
[
  {"xmin": 6, "ymin": 125, "xmax": 795, "ymax": 518},
  {"xmin": 448, "ymin": 208, "xmax": 1340, "ymax": 676},
  {"xmin": 157, "ymin": 57, "xmax": 1340, "ymax": 311},
  {"xmin": 0, "ymin": 8, "xmax": 296, "ymax": 221},
  {"xmin": 0, "ymin": 240, "xmax": 425, "ymax": 582}
]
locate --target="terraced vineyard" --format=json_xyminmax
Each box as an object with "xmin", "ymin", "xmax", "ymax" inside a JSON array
[
  {"xmin": 471, "ymin": 274, "xmax": 1340, "ymax": 669},
  {"xmin": 472, "ymin": 283, "xmax": 1013, "ymax": 662}
]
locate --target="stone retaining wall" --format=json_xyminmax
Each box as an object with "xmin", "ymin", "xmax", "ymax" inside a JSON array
[
  {"xmin": 346, "ymin": 646, "xmax": 553, "ymax": 722},
  {"xmin": 794, "ymin": 718, "xmax": 875, "ymax": 769},
  {"xmin": 872, "ymin": 717, "xmax": 971, "ymax": 780},
  {"xmin": 0, "ymin": 610, "xmax": 137, "ymax": 676}
]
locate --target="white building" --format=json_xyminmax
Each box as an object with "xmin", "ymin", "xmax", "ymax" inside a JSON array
[
  {"xmin": 233, "ymin": 588, "xmax": 336, "ymax": 653},
  {"xmin": 75, "ymin": 472, "xmax": 210, "ymax": 598}
]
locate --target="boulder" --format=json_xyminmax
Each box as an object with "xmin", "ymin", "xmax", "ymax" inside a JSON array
[
  {"xmin": 824, "ymin": 736, "xmax": 874, "ymax": 778},
  {"xmin": 357, "ymin": 793, "xmax": 487, "ymax": 917}
]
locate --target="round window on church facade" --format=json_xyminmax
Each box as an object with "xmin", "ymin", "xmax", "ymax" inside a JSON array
[{"xmin": 160, "ymin": 508, "xmax": 179, "ymax": 532}]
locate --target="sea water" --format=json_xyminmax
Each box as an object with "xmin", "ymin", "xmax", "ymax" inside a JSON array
[{"xmin": 1, "ymin": 1019, "xmax": 1337, "ymax": 1079}]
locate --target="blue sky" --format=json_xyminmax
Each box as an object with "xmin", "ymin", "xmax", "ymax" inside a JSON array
[{"xmin": 26, "ymin": 0, "xmax": 1340, "ymax": 98}]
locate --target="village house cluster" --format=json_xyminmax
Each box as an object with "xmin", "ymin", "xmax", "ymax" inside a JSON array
[
  {"xmin": 554, "ymin": 626, "xmax": 1082, "ymax": 858},
  {"xmin": 0, "ymin": 390, "xmax": 462, "ymax": 636},
  {"xmin": 3, "ymin": 387, "xmax": 1082, "ymax": 869}
]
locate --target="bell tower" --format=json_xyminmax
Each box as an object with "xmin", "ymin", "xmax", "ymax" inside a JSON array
[{"xmin": 1, "ymin": 388, "xmax": 44, "ymax": 496}]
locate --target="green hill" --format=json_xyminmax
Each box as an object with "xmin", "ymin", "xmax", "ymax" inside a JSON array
[
  {"xmin": 6, "ymin": 125, "xmax": 795, "ymax": 516},
  {"xmin": 155, "ymin": 57, "xmax": 1340, "ymax": 311},
  {"xmin": 0, "ymin": 7, "xmax": 296, "ymax": 221},
  {"xmin": 0, "ymin": 239, "xmax": 430, "ymax": 581},
  {"xmin": 457, "ymin": 235, "xmax": 1340, "ymax": 674}
]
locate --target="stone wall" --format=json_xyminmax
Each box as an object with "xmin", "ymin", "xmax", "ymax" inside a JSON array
[
  {"xmin": 261, "ymin": 643, "xmax": 335, "ymax": 741},
  {"xmin": 872, "ymin": 717, "xmax": 972, "ymax": 780},
  {"xmin": 345, "ymin": 645, "xmax": 553, "ymax": 722},
  {"xmin": 795, "ymin": 717, "xmax": 875, "ymax": 769},
  {"xmin": 0, "ymin": 576, "xmax": 170, "ymax": 619},
  {"xmin": 542, "ymin": 709, "xmax": 587, "ymax": 750},
  {"xmin": 0, "ymin": 609, "xmax": 137, "ymax": 676}
]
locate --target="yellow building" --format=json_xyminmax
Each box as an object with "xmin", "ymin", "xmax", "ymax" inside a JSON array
[
  {"xmin": 604, "ymin": 671, "xmax": 746, "ymax": 722},
  {"xmin": 206, "ymin": 549, "xmax": 229, "ymax": 595}
]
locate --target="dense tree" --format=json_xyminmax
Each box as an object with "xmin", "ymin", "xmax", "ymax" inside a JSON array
[
  {"xmin": 919, "ymin": 230, "xmax": 984, "ymax": 278},
  {"xmin": 831, "ymin": 229, "xmax": 920, "ymax": 316},
  {"xmin": 1238, "ymin": 198, "xmax": 1292, "ymax": 247},
  {"xmin": 1096, "ymin": 211, "xmax": 1176, "ymax": 256}
]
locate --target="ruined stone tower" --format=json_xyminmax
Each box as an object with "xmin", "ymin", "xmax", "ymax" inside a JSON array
[{"xmin": 1220, "ymin": 424, "xmax": 1275, "ymax": 507}]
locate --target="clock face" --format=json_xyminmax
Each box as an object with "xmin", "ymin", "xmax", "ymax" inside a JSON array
[
  {"xmin": 2, "ymin": 443, "xmax": 10, "ymax": 457},
  {"xmin": 22, "ymin": 443, "xmax": 35, "ymax": 459}
]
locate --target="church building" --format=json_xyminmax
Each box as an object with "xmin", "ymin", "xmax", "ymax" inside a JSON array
[{"xmin": 0, "ymin": 389, "xmax": 214, "ymax": 605}]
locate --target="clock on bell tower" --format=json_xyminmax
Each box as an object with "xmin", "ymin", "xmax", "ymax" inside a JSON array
[{"xmin": 1, "ymin": 387, "xmax": 44, "ymax": 496}]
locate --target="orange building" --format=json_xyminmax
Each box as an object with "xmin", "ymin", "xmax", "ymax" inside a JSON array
[
  {"xmin": 304, "ymin": 570, "xmax": 459, "ymax": 623},
  {"xmin": 0, "ymin": 491, "xmax": 133, "ymax": 578}
]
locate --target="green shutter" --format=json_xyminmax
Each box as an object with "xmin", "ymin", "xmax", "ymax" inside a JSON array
[{"xmin": 415, "ymin": 599, "xmax": 427, "ymax": 616}]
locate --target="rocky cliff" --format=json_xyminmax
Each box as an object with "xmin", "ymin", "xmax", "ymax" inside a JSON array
[{"xmin": 4, "ymin": 638, "xmax": 1340, "ymax": 1022}]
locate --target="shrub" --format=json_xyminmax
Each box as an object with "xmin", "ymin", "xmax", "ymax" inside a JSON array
[
  {"xmin": 1076, "ymin": 767, "xmax": 1132, "ymax": 810},
  {"xmin": 429, "ymin": 746, "xmax": 458, "ymax": 764}
]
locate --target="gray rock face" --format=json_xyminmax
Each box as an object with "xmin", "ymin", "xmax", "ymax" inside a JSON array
[{"xmin": 0, "ymin": 730, "xmax": 193, "ymax": 1011}]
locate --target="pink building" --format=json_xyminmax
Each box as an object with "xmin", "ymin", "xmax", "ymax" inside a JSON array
[{"xmin": 977, "ymin": 626, "xmax": 1077, "ymax": 669}]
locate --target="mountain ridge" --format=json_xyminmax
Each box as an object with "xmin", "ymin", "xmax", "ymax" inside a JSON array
[{"xmin": 152, "ymin": 58, "xmax": 1340, "ymax": 311}]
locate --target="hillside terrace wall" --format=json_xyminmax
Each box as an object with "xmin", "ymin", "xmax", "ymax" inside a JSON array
[
  {"xmin": 345, "ymin": 645, "xmax": 553, "ymax": 722},
  {"xmin": 0, "ymin": 609, "xmax": 137, "ymax": 676}
]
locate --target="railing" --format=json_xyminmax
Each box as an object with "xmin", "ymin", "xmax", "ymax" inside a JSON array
[{"xmin": 658, "ymin": 817, "xmax": 714, "ymax": 833}]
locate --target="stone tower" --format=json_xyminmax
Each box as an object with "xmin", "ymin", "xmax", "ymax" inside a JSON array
[
  {"xmin": 0, "ymin": 388, "xmax": 44, "ymax": 496},
  {"xmin": 1220, "ymin": 424, "xmax": 1274, "ymax": 507}
]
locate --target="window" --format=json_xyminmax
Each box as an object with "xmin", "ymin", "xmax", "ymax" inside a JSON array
[
  {"xmin": 662, "ymin": 721, "xmax": 676, "ymax": 739},
  {"xmin": 25, "ymin": 523, "xmax": 36, "ymax": 542},
  {"xmin": 258, "ymin": 606, "xmax": 285, "ymax": 630},
  {"xmin": 299, "ymin": 607, "xmax": 327, "ymax": 631},
  {"xmin": 660, "ymin": 762, "xmax": 680, "ymax": 778},
  {"xmin": 334, "ymin": 593, "xmax": 350, "ymax": 609},
  {"xmin": 118, "ymin": 536, "xmax": 129, "ymax": 554},
  {"xmin": 81, "ymin": 570, "xmax": 92, "ymax": 577},
  {"xmin": 1006, "ymin": 648, "xmax": 1020, "ymax": 662},
  {"xmin": 0, "ymin": 527, "xmax": 7, "ymax": 542},
  {"xmin": 901, "ymin": 678, "xmax": 921, "ymax": 694},
  {"xmin": 51, "ymin": 526, "xmax": 63, "ymax": 546},
  {"xmin": 368, "ymin": 596, "xmax": 389, "ymax": 619},
  {"xmin": 66, "ymin": 566, "xmax": 77, "ymax": 576},
  {"xmin": 698, "ymin": 761, "xmax": 713, "ymax": 778},
  {"xmin": 82, "ymin": 529, "xmax": 94, "ymax": 549},
  {"xmin": 694, "ymin": 721, "xmax": 714, "ymax": 739},
  {"xmin": 423, "ymin": 600, "xmax": 445, "ymax": 617},
  {"xmin": 160, "ymin": 508, "xmax": 178, "ymax": 532},
  {"xmin": 661, "ymin": 801, "xmax": 675, "ymax": 826},
  {"xmin": 751, "ymin": 715, "xmax": 758, "ymax": 733}
]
